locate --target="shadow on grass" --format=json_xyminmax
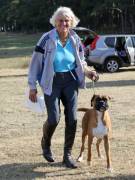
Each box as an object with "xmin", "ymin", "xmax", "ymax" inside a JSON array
[
  {"xmin": 97, "ymin": 67, "xmax": 135, "ymax": 73},
  {"xmin": 0, "ymin": 162, "xmax": 135, "ymax": 180},
  {"xmin": 0, "ymin": 162, "xmax": 85, "ymax": 180},
  {"xmin": 91, "ymin": 175, "xmax": 135, "ymax": 180},
  {"xmin": 0, "ymin": 74, "xmax": 27, "ymax": 78},
  {"xmin": 0, "ymin": 47, "xmax": 33, "ymax": 59},
  {"xmin": 0, "ymin": 32, "xmax": 41, "ymax": 59},
  {"xmin": 118, "ymin": 67, "xmax": 135, "ymax": 72},
  {"xmin": 1, "ymin": 73, "xmax": 135, "ymax": 89},
  {"xmin": 86, "ymin": 79, "xmax": 135, "ymax": 88}
]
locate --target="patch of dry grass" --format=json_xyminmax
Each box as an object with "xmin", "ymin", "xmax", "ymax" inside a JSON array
[
  {"xmin": 0, "ymin": 32, "xmax": 41, "ymax": 69},
  {"xmin": 0, "ymin": 67, "xmax": 135, "ymax": 179},
  {"xmin": 0, "ymin": 56, "xmax": 31, "ymax": 69}
]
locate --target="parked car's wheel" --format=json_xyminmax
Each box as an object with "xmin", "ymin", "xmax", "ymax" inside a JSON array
[{"xmin": 104, "ymin": 58, "xmax": 119, "ymax": 73}]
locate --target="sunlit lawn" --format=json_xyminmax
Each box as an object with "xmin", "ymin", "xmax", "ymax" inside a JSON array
[
  {"xmin": 0, "ymin": 32, "xmax": 135, "ymax": 179},
  {"xmin": 0, "ymin": 32, "xmax": 41, "ymax": 69}
]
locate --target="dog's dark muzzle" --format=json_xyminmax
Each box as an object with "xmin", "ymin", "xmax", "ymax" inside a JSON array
[{"xmin": 95, "ymin": 100, "xmax": 109, "ymax": 112}]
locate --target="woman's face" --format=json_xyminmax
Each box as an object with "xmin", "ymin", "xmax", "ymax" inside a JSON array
[{"xmin": 55, "ymin": 15, "xmax": 72, "ymax": 34}]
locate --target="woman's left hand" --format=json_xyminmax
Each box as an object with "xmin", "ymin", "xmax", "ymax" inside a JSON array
[{"xmin": 86, "ymin": 70, "xmax": 99, "ymax": 82}]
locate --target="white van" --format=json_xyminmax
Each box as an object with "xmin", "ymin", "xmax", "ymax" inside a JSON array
[{"xmin": 86, "ymin": 34, "xmax": 135, "ymax": 72}]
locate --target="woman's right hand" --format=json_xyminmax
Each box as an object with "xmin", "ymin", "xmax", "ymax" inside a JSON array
[{"xmin": 29, "ymin": 89, "xmax": 37, "ymax": 102}]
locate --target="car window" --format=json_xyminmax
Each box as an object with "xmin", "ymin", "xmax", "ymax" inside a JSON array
[
  {"xmin": 104, "ymin": 37, "xmax": 115, "ymax": 47},
  {"xmin": 115, "ymin": 37, "xmax": 126, "ymax": 50},
  {"xmin": 131, "ymin": 37, "xmax": 135, "ymax": 47}
]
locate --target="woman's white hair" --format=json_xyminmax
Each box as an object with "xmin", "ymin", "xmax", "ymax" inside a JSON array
[{"xmin": 50, "ymin": 7, "xmax": 80, "ymax": 28}]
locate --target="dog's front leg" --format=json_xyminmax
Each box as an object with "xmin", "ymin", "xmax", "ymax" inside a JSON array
[
  {"xmin": 96, "ymin": 138, "xmax": 103, "ymax": 158},
  {"xmin": 77, "ymin": 131, "xmax": 86, "ymax": 162},
  {"xmin": 87, "ymin": 134, "xmax": 93, "ymax": 166},
  {"xmin": 104, "ymin": 135, "xmax": 112, "ymax": 171}
]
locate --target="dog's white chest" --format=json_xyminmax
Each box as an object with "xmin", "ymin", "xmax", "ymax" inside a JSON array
[{"xmin": 92, "ymin": 111, "xmax": 108, "ymax": 138}]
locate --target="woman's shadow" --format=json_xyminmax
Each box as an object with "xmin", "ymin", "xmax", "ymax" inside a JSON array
[{"xmin": 0, "ymin": 161, "xmax": 68, "ymax": 180}]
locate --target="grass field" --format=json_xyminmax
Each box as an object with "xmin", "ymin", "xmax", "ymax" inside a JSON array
[
  {"xmin": 0, "ymin": 32, "xmax": 41, "ymax": 69},
  {"xmin": 0, "ymin": 33, "xmax": 135, "ymax": 180}
]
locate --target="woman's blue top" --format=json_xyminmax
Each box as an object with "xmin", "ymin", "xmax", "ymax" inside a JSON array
[{"xmin": 53, "ymin": 34, "xmax": 76, "ymax": 72}]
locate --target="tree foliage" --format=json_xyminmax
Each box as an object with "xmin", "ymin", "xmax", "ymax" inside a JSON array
[{"xmin": 0, "ymin": 0, "xmax": 135, "ymax": 33}]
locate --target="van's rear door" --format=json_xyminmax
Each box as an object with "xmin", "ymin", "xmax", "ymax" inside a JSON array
[
  {"xmin": 72, "ymin": 27, "xmax": 98, "ymax": 58},
  {"xmin": 72, "ymin": 27, "xmax": 97, "ymax": 45},
  {"xmin": 125, "ymin": 36, "xmax": 135, "ymax": 65}
]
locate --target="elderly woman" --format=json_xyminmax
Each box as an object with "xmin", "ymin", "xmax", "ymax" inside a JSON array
[{"xmin": 28, "ymin": 7, "xmax": 98, "ymax": 168}]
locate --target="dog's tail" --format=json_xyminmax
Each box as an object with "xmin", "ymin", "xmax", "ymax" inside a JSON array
[{"xmin": 78, "ymin": 108, "xmax": 90, "ymax": 112}]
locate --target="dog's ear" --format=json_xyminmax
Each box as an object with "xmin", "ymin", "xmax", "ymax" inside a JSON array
[
  {"xmin": 108, "ymin": 96, "xmax": 111, "ymax": 100},
  {"xmin": 103, "ymin": 95, "xmax": 111, "ymax": 100},
  {"xmin": 91, "ymin": 94, "xmax": 96, "ymax": 106}
]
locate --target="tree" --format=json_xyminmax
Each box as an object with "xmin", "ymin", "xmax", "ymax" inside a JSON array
[{"xmin": 0, "ymin": 0, "xmax": 134, "ymax": 33}]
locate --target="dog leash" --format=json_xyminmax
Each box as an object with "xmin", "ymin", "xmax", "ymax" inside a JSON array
[
  {"xmin": 91, "ymin": 70, "xmax": 100, "ymax": 95},
  {"xmin": 92, "ymin": 80, "xmax": 96, "ymax": 95}
]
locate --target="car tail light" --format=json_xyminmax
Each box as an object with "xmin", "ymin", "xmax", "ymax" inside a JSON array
[{"xmin": 90, "ymin": 35, "xmax": 99, "ymax": 50}]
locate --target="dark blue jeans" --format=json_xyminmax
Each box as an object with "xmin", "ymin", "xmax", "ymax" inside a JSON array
[{"xmin": 44, "ymin": 70, "xmax": 78, "ymax": 126}]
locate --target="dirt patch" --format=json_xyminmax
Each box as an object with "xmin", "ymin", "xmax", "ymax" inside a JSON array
[{"xmin": 0, "ymin": 67, "xmax": 135, "ymax": 180}]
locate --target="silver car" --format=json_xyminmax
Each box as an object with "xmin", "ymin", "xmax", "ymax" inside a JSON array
[{"xmin": 86, "ymin": 34, "xmax": 135, "ymax": 72}]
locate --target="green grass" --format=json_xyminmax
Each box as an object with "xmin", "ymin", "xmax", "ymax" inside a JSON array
[{"xmin": 0, "ymin": 32, "xmax": 41, "ymax": 69}]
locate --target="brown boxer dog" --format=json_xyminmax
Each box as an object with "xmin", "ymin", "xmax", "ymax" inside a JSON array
[{"xmin": 77, "ymin": 94, "xmax": 112, "ymax": 172}]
